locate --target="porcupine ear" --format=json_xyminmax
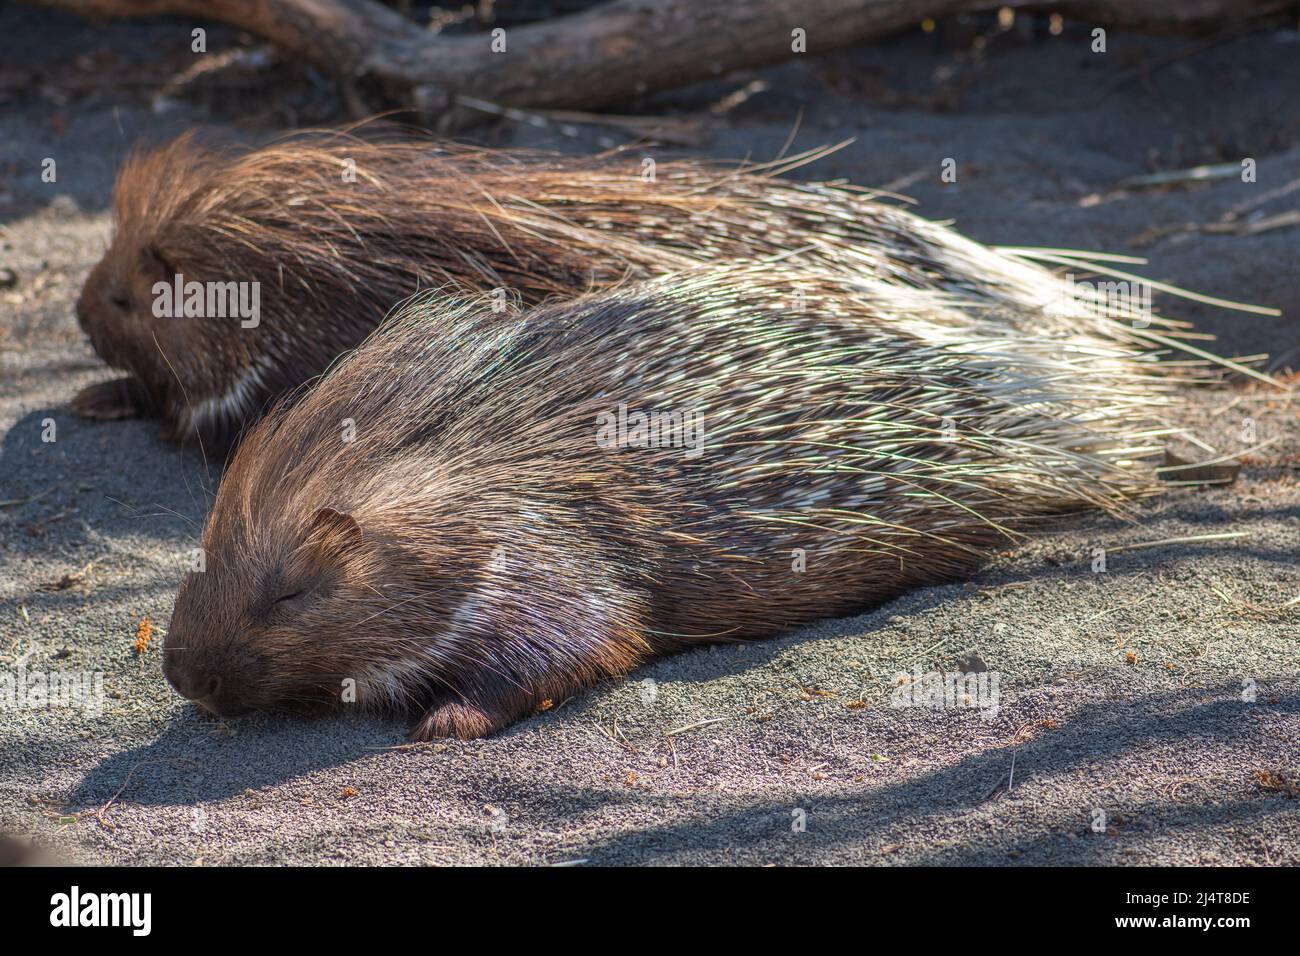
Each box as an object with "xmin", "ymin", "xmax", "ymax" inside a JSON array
[
  {"xmin": 305, "ymin": 508, "xmax": 364, "ymax": 558},
  {"xmin": 140, "ymin": 245, "xmax": 175, "ymax": 283}
]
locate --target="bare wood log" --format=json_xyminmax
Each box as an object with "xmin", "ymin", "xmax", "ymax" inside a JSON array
[{"xmin": 23, "ymin": 0, "xmax": 1295, "ymax": 123}]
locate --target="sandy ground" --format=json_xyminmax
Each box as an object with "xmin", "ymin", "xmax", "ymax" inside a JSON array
[{"xmin": 1, "ymin": 9, "xmax": 1298, "ymax": 865}]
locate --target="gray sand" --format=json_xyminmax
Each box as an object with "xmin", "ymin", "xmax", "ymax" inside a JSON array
[{"xmin": 1, "ymin": 11, "xmax": 1297, "ymax": 865}]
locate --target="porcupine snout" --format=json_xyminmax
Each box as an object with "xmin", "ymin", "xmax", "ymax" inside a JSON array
[{"xmin": 162, "ymin": 641, "xmax": 265, "ymax": 717}]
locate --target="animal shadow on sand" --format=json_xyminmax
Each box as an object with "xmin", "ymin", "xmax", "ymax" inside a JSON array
[{"xmin": 530, "ymin": 684, "xmax": 1300, "ymax": 865}]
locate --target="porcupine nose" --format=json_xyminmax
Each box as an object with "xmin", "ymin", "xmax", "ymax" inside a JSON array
[
  {"xmin": 162, "ymin": 648, "xmax": 253, "ymax": 717},
  {"xmin": 73, "ymin": 287, "xmax": 90, "ymax": 333},
  {"xmin": 74, "ymin": 284, "xmax": 101, "ymax": 345}
]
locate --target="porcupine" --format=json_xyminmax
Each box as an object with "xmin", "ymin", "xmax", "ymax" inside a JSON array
[
  {"xmin": 71, "ymin": 129, "xmax": 1182, "ymax": 449},
  {"xmin": 160, "ymin": 265, "xmax": 1183, "ymax": 739}
]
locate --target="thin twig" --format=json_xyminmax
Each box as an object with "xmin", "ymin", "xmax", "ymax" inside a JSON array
[
  {"xmin": 665, "ymin": 716, "xmax": 729, "ymax": 737},
  {"xmin": 1107, "ymin": 531, "xmax": 1248, "ymax": 554}
]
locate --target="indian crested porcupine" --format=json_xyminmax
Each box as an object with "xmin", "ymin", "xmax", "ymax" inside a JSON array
[
  {"xmin": 161, "ymin": 266, "xmax": 1182, "ymax": 739},
  {"xmin": 72, "ymin": 129, "xmax": 1181, "ymax": 448}
]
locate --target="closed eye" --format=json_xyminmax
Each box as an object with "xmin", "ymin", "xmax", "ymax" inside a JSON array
[
  {"xmin": 111, "ymin": 295, "xmax": 130, "ymax": 310},
  {"xmin": 273, "ymin": 591, "xmax": 304, "ymax": 605}
]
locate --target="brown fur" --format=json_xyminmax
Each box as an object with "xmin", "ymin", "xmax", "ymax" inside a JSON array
[{"xmin": 162, "ymin": 266, "xmax": 1177, "ymax": 739}]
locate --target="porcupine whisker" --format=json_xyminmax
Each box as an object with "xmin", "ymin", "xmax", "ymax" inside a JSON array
[{"xmin": 149, "ymin": 332, "xmax": 215, "ymax": 513}]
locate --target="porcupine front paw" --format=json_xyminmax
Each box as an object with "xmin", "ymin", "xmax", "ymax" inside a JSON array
[
  {"xmin": 69, "ymin": 377, "xmax": 150, "ymax": 420},
  {"xmin": 408, "ymin": 701, "xmax": 512, "ymax": 741}
]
